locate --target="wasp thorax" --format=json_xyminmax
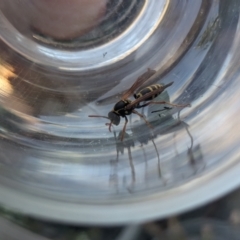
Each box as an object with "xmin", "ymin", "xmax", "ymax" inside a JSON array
[{"xmin": 108, "ymin": 111, "xmax": 120, "ymax": 125}]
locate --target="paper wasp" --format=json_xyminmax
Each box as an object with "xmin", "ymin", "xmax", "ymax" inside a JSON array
[{"xmin": 89, "ymin": 68, "xmax": 190, "ymax": 141}]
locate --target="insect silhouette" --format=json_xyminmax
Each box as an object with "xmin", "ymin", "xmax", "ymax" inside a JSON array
[{"xmin": 89, "ymin": 68, "xmax": 190, "ymax": 141}]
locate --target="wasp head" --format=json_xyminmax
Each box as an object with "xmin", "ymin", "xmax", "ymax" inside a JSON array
[{"xmin": 108, "ymin": 111, "xmax": 120, "ymax": 125}]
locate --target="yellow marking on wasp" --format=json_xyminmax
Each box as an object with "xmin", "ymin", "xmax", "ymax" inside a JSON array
[
  {"xmin": 123, "ymin": 99, "xmax": 131, "ymax": 104},
  {"xmin": 147, "ymin": 86, "xmax": 153, "ymax": 92},
  {"xmin": 152, "ymin": 84, "xmax": 161, "ymax": 90}
]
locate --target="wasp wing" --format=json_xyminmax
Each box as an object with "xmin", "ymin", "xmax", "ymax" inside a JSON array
[
  {"xmin": 121, "ymin": 68, "xmax": 156, "ymax": 100},
  {"xmin": 126, "ymin": 82, "xmax": 174, "ymax": 109}
]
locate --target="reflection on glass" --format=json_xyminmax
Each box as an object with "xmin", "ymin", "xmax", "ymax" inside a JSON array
[{"xmin": 0, "ymin": 0, "xmax": 239, "ymax": 225}]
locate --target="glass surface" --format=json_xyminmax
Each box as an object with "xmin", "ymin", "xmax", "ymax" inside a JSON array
[{"xmin": 0, "ymin": 0, "xmax": 240, "ymax": 225}]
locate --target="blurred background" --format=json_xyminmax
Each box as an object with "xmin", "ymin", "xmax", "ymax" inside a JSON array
[
  {"xmin": 2, "ymin": 189, "xmax": 240, "ymax": 239},
  {"xmin": 1, "ymin": 0, "xmax": 240, "ymax": 239}
]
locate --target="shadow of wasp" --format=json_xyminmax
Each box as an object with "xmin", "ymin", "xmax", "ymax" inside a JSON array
[
  {"xmin": 149, "ymin": 104, "xmax": 205, "ymax": 177},
  {"xmin": 89, "ymin": 68, "xmax": 190, "ymax": 141},
  {"xmin": 111, "ymin": 129, "xmax": 163, "ymax": 193},
  {"xmin": 113, "ymin": 130, "xmax": 136, "ymax": 182}
]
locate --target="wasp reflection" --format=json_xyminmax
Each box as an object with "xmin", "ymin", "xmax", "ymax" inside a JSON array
[{"xmin": 150, "ymin": 107, "xmax": 204, "ymax": 178}]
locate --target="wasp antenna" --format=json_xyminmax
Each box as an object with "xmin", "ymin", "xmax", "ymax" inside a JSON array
[{"xmin": 88, "ymin": 115, "xmax": 109, "ymax": 120}]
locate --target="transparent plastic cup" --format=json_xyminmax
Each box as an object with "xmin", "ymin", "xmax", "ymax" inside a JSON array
[{"xmin": 0, "ymin": 0, "xmax": 240, "ymax": 225}]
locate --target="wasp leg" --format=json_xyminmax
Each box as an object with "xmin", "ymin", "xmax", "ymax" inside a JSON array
[
  {"xmin": 121, "ymin": 116, "xmax": 128, "ymax": 141},
  {"xmin": 151, "ymin": 138, "xmax": 161, "ymax": 177},
  {"xmin": 140, "ymin": 101, "xmax": 190, "ymax": 108},
  {"xmin": 135, "ymin": 104, "xmax": 147, "ymax": 109},
  {"xmin": 151, "ymin": 106, "xmax": 172, "ymax": 113},
  {"xmin": 132, "ymin": 110, "xmax": 153, "ymax": 129},
  {"xmin": 108, "ymin": 122, "xmax": 112, "ymax": 132}
]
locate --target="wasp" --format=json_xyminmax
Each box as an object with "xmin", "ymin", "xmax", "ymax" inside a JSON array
[{"xmin": 89, "ymin": 68, "xmax": 190, "ymax": 141}]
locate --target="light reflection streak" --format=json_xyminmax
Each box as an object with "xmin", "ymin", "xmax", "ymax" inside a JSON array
[{"xmin": 0, "ymin": 64, "xmax": 14, "ymax": 97}]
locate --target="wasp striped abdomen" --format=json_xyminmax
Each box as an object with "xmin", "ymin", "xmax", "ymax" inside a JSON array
[{"xmin": 134, "ymin": 84, "xmax": 163, "ymax": 101}]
